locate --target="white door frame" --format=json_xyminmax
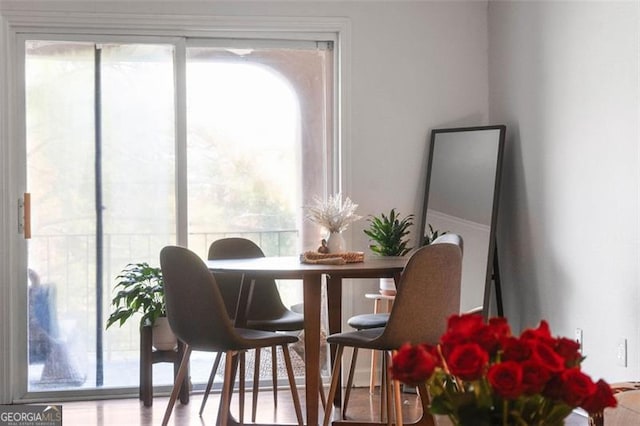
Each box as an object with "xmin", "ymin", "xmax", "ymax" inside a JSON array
[{"xmin": 0, "ymin": 9, "xmax": 350, "ymax": 403}]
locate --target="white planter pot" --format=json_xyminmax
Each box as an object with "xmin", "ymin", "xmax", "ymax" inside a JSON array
[
  {"xmin": 326, "ymin": 232, "xmax": 346, "ymax": 253},
  {"xmin": 152, "ymin": 316, "xmax": 178, "ymax": 351},
  {"xmin": 379, "ymin": 277, "xmax": 396, "ymax": 296}
]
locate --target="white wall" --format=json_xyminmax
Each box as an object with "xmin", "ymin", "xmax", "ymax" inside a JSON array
[
  {"xmin": 0, "ymin": 0, "xmax": 491, "ymax": 396},
  {"xmin": 0, "ymin": 0, "xmax": 490, "ymax": 245},
  {"xmin": 489, "ymin": 1, "xmax": 640, "ymax": 383}
]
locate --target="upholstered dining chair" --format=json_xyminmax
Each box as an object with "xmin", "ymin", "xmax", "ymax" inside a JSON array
[
  {"xmin": 200, "ymin": 237, "xmax": 315, "ymax": 421},
  {"xmin": 340, "ymin": 233, "xmax": 465, "ymax": 419},
  {"xmin": 340, "ymin": 311, "xmax": 390, "ymax": 418},
  {"xmin": 159, "ymin": 245, "xmax": 303, "ymax": 426},
  {"xmin": 323, "ymin": 234, "xmax": 463, "ymax": 426}
]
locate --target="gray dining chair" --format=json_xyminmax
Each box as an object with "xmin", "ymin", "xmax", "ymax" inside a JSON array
[
  {"xmin": 340, "ymin": 232, "xmax": 465, "ymax": 418},
  {"xmin": 159, "ymin": 245, "xmax": 303, "ymax": 426},
  {"xmin": 323, "ymin": 234, "xmax": 463, "ymax": 426},
  {"xmin": 200, "ymin": 237, "xmax": 322, "ymax": 421}
]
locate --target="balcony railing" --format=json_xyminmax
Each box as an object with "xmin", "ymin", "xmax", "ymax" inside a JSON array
[{"xmin": 28, "ymin": 229, "xmax": 302, "ymax": 391}]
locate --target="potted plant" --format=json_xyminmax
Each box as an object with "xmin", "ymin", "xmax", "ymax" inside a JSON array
[
  {"xmin": 305, "ymin": 193, "xmax": 362, "ymax": 253},
  {"xmin": 423, "ymin": 223, "xmax": 448, "ymax": 246},
  {"xmin": 106, "ymin": 262, "xmax": 176, "ymax": 351},
  {"xmin": 364, "ymin": 208, "xmax": 414, "ymax": 295}
]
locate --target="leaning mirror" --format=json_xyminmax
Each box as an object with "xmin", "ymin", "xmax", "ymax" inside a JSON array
[{"xmin": 419, "ymin": 125, "xmax": 506, "ymax": 316}]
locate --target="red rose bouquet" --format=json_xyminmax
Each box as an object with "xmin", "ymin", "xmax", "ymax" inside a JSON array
[{"xmin": 391, "ymin": 313, "xmax": 617, "ymax": 426}]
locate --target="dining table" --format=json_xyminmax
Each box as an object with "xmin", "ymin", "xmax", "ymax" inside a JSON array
[{"xmin": 206, "ymin": 254, "xmax": 414, "ymax": 426}]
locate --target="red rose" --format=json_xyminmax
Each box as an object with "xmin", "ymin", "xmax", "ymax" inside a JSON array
[
  {"xmin": 446, "ymin": 342, "xmax": 489, "ymax": 381},
  {"xmin": 391, "ymin": 343, "xmax": 439, "ymax": 386},
  {"xmin": 488, "ymin": 317, "xmax": 512, "ymax": 341},
  {"xmin": 441, "ymin": 313, "xmax": 484, "ymax": 356},
  {"xmin": 473, "ymin": 318, "xmax": 511, "ymax": 356},
  {"xmin": 446, "ymin": 313, "xmax": 484, "ymax": 336},
  {"xmin": 581, "ymin": 379, "xmax": 618, "ymax": 414},
  {"xmin": 530, "ymin": 340, "xmax": 566, "ymax": 373},
  {"xmin": 520, "ymin": 320, "xmax": 554, "ymax": 345},
  {"xmin": 543, "ymin": 375, "xmax": 565, "ymax": 401},
  {"xmin": 560, "ymin": 367, "xmax": 597, "ymax": 406},
  {"xmin": 502, "ymin": 336, "xmax": 533, "ymax": 362},
  {"xmin": 554, "ymin": 337, "xmax": 582, "ymax": 367},
  {"xmin": 488, "ymin": 361, "xmax": 524, "ymax": 399},
  {"xmin": 472, "ymin": 326, "xmax": 502, "ymax": 355},
  {"xmin": 521, "ymin": 359, "xmax": 551, "ymax": 394}
]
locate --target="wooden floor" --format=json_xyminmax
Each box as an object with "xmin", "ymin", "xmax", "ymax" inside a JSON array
[
  {"xmin": 51, "ymin": 386, "xmax": 589, "ymax": 426},
  {"xmin": 55, "ymin": 387, "xmax": 415, "ymax": 425}
]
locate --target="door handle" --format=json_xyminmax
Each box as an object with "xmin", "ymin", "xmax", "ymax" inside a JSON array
[{"xmin": 19, "ymin": 192, "xmax": 31, "ymax": 239}]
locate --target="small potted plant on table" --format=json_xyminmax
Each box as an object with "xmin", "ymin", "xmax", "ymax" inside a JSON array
[{"xmin": 364, "ymin": 208, "xmax": 414, "ymax": 295}]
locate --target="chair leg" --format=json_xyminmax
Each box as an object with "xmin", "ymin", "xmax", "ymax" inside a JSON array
[
  {"xmin": 319, "ymin": 371, "xmax": 327, "ymax": 409},
  {"xmin": 252, "ymin": 347, "xmax": 261, "ymax": 422},
  {"xmin": 271, "ymin": 345, "xmax": 278, "ymax": 409},
  {"xmin": 380, "ymin": 351, "xmax": 387, "ymax": 423},
  {"xmin": 239, "ymin": 351, "xmax": 246, "ymax": 424},
  {"xmin": 323, "ymin": 345, "xmax": 344, "ymax": 426},
  {"xmin": 391, "ymin": 350, "xmax": 403, "ymax": 426},
  {"xmin": 393, "ymin": 376, "xmax": 404, "ymax": 426},
  {"xmin": 199, "ymin": 352, "xmax": 223, "ymax": 416},
  {"xmin": 341, "ymin": 347, "xmax": 359, "ymax": 419},
  {"xmin": 281, "ymin": 345, "xmax": 304, "ymax": 426},
  {"xmin": 384, "ymin": 351, "xmax": 393, "ymax": 426},
  {"xmin": 161, "ymin": 345, "xmax": 192, "ymax": 426},
  {"xmin": 370, "ymin": 349, "xmax": 379, "ymax": 394},
  {"xmin": 218, "ymin": 350, "xmax": 236, "ymax": 426},
  {"xmin": 369, "ymin": 299, "xmax": 382, "ymax": 394}
]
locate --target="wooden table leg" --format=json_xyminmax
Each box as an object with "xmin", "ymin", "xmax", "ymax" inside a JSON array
[
  {"xmin": 303, "ymin": 274, "xmax": 322, "ymax": 426},
  {"xmin": 326, "ymin": 275, "xmax": 342, "ymax": 407}
]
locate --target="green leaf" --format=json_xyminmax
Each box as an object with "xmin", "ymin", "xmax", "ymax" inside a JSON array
[
  {"xmin": 106, "ymin": 262, "xmax": 165, "ymax": 329},
  {"xmin": 429, "ymin": 395, "xmax": 454, "ymax": 415},
  {"xmin": 364, "ymin": 208, "xmax": 414, "ymax": 256}
]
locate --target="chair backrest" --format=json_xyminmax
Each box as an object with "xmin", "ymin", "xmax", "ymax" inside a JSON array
[
  {"xmin": 378, "ymin": 233, "xmax": 463, "ymax": 347},
  {"xmin": 429, "ymin": 232, "xmax": 464, "ymax": 255},
  {"xmin": 208, "ymin": 237, "xmax": 290, "ymax": 321},
  {"xmin": 160, "ymin": 245, "xmax": 247, "ymax": 351}
]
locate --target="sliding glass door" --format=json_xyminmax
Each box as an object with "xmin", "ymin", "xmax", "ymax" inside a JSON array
[
  {"xmin": 25, "ymin": 40, "xmax": 176, "ymax": 390},
  {"xmin": 21, "ymin": 35, "xmax": 333, "ymax": 395}
]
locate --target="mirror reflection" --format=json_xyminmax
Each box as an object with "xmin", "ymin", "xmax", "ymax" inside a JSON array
[{"xmin": 419, "ymin": 125, "xmax": 506, "ymax": 315}]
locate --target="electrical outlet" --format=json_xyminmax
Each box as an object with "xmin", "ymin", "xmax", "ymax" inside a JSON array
[
  {"xmin": 574, "ymin": 328, "xmax": 583, "ymax": 352},
  {"xmin": 616, "ymin": 337, "xmax": 627, "ymax": 367}
]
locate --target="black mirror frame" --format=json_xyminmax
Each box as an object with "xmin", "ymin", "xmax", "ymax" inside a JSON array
[{"xmin": 419, "ymin": 125, "xmax": 506, "ymax": 318}]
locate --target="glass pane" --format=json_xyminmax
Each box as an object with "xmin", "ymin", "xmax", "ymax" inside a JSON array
[
  {"xmin": 186, "ymin": 46, "xmax": 331, "ymax": 383},
  {"xmin": 186, "ymin": 51, "xmax": 301, "ymax": 254},
  {"xmin": 26, "ymin": 41, "xmax": 176, "ymax": 390},
  {"xmin": 100, "ymin": 43, "xmax": 176, "ymax": 388},
  {"xmin": 26, "ymin": 41, "xmax": 96, "ymax": 390}
]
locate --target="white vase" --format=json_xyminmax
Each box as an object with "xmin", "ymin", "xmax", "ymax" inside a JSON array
[
  {"xmin": 379, "ymin": 277, "xmax": 396, "ymax": 296},
  {"xmin": 152, "ymin": 316, "xmax": 178, "ymax": 351},
  {"xmin": 326, "ymin": 232, "xmax": 346, "ymax": 253}
]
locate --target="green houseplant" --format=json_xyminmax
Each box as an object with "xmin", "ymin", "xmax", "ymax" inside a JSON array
[
  {"xmin": 364, "ymin": 209, "xmax": 414, "ymax": 295},
  {"xmin": 106, "ymin": 262, "xmax": 176, "ymax": 350},
  {"xmin": 423, "ymin": 223, "xmax": 448, "ymax": 246},
  {"xmin": 364, "ymin": 208, "xmax": 414, "ymax": 256}
]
